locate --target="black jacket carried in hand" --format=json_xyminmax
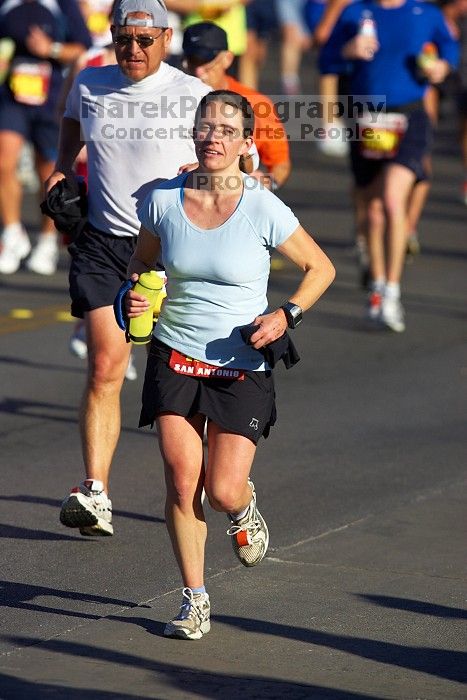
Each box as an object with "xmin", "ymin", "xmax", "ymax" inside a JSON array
[
  {"xmin": 40, "ymin": 178, "xmax": 88, "ymax": 241},
  {"xmin": 240, "ymin": 324, "xmax": 300, "ymax": 369}
]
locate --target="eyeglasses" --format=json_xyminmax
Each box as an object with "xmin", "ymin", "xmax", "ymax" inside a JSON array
[
  {"xmin": 196, "ymin": 123, "xmax": 241, "ymax": 139},
  {"xmin": 113, "ymin": 29, "xmax": 166, "ymax": 49}
]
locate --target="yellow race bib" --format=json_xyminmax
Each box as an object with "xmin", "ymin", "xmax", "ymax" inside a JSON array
[{"xmin": 9, "ymin": 60, "xmax": 51, "ymax": 106}]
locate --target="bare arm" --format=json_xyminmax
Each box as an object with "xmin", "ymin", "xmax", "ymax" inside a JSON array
[
  {"xmin": 313, "ymin": 0, "xmax": 352, "ymax": 46},
  {"xmin": 270, "ymin": 160, "xmax": 292, "ymax": 189},
  {"xmin": 128, "ymin": 226, "xmax": 161, "ymax": 276},
  {"xmin": 26, "ymin": 26, "xmax": 87, "ymax": 64},
  {"xmin": 249, "ymin": 162, "xmax": 291, "ymax": 190},
  {"xmin": 126, "ymin": 227, "xmax": 162, "ymax": 317},
  {"xmin": 342, "ymin": 33, "xmax": 379, "ymax": 61},
  {"xmin": 249, "ymin": 225, "xmax": 335, "ymax": 349},
  {"xmin": 419, "ymin": 59, "xmax": 451, "ymax": 85}
]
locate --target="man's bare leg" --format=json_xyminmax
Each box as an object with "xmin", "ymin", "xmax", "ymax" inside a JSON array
[
  {"xmin": 384, "ymin": 163, "xmax": 416, "ymax": 284},
  {"xmin": 59, "ymin": 306, "xmax": 130, "ymax": 535},
  {"xmin": 0, "ymin": 130, "xmax": 24, "ymax": 226},
  {"xmin": 81, "ymin": 305, "xmax": 131, "ymax": 492},
  {"xmin": 0, "ymin": 131, "xmax": 33, "ymax": 274},
  {"xmin": 377, "ymin": 163, "xmax": 416, "ymax": 332}
]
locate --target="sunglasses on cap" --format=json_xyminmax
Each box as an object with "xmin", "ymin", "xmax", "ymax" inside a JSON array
[{"xmin": 114, "ymin": 29, "xmax": 166, "ymax": 48}]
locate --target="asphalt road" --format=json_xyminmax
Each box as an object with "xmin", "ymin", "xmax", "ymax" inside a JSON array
[{"xmin": 0, "ymin": 60, "xmax": 466, "ymax": 698}]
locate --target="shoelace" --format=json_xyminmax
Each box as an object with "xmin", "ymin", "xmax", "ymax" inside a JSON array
[
  {"xmin": 226, "ymin": 509, "xmax": 260, "ymax": 540},
  {"xmin": 178, "ymin": 587, "xmax": 208, "ymax": 621},
  {"xmin": 87, "ymin": 490, "xmax": 111, "ymax": 513}
]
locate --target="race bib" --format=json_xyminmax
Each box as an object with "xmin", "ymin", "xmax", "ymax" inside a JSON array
[
  {"xmin": 359, "ymin": 112, "xmax": 408, "ymax": 160},
  {"xmin": 169, "ymin": 349, "xmax": 245, "ymax": 380},
  {"xmin": 9, "ymin": 60, "xmax": 51, "ymax": 106}
]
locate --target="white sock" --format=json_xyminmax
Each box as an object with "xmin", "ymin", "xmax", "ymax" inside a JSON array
[
  {"xmin": 282, "ymin": 74, "xmax": 300, "ymax": 90},
  {"xmin": 3, "ymin": 222, "xmax": 23, "ymax": 236},
  {"xmin": 385, "ymin": 282, "xmax": 400, "ymax": 300},
  {"xmin": 37, "ymin": 231, "xmax": 58, "ymax": 242},
  {"xmin": 371, "ymin": 278, "xmax": 385, "ymax": 294},
  {"xmin": 230, "ymin": 504, "xmax": 250, "ymax": 522},
  {"xmin": 190, "ymin": 585, "xmax": 206, "ymax": 595}
]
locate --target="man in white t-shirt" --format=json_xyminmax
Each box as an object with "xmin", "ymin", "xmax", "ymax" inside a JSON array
[{"xmin": 46, "ymin": 0, "xmax": 210, "ymax": 537}]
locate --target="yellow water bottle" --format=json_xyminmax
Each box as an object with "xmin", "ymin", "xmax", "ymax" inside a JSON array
[{"xmin": 129, "ymin": 271, "xmax": 165, "ymax": 345}]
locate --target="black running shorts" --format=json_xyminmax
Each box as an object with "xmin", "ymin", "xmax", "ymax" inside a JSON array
[
  {"xmin": 350, "ymin": 107, "xmax": 433, "ymax": 188},
  {"xmin": 139, "ymin": 339, "xmax": 277, "ymax": 444},
  {"xmin": 68, "ymin": 226, "xmax": 137, "ymax": 318}
]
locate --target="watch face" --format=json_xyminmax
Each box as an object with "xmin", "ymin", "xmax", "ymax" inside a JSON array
[
  {"xmin": 290, "ymin": 306, "xmax": 302, "ymax": 327},
  {"xmin": 282, "ymin": 303, "xmax": 302, "ymax": 328}
]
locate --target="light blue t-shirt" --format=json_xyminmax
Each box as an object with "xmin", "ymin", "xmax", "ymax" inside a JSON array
[{"xmin": 138, "ymin": 173, "xmax": 300, "ymax": 370}]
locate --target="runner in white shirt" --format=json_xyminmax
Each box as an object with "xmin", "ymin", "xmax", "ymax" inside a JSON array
[{"xmin": 46, "ymin": 0, "xmax": 210, "ymax": 537}]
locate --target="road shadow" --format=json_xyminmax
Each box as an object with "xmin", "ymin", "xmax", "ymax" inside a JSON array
[
  {"xmin": 0, "ymin": 580, "xmax": 137, "ymax": 621},
  {"xmin": 0, "ymin": 495, "xmax": 165, "ymax": 524},
  {"xmin": 0, "ymin": 279, "xmax": 68, "ymax": 297},
  {"xmin": 0, "ymin": 354, "xmax": 86, "ymax": 374},
  {"xmin": 214, "ymin": 616, "xmax": 467, "ymax": 684},
  {"xmin": 0, "ymin": 676, "xmax": 147, "ymax": 700},
  {"xmin": 356, "ymin": 594, "xmax": 467, "ymax": 620},
  {"xmin": 0, "ymin": 523, "xmax": 85, "ymax": 542},
  {"xmin": 107, "ymin": 614, "xmax": 165, "ymax": 637},
  {"xmin": 0, "ymin": 397, "xmax": 150, "ymax": 437},
  {"xmin": 1, "ymin": 636, "xmax": 385, "ymax": 700}
]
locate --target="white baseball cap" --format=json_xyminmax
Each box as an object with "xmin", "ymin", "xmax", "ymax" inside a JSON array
[{"xmin": 113, "ymin": 0, "xmax": 168, "ymax": 28}]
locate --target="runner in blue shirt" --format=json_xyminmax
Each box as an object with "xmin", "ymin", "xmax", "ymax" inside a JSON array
[
  {"xmin": 0, "ymin": 0, "xmax": 92, "ymax": 275},
  {"xmin": 321, "ymin": 0, "xmax": 459, "ymax": 332}
]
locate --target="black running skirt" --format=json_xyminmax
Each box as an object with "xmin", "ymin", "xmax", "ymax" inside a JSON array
[{"xmin": 139, "ymin": 339, "xmax": 277, "ymax": 444}]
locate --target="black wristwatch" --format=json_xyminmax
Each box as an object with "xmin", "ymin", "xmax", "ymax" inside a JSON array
[{"xmin": 280, "ymin": 302, "xmax": 303, "ymax": 329}]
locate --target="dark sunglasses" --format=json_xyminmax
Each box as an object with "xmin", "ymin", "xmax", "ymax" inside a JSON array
[{"xmin": 114, "ymin": 29, "xmax": 166, "ymax": 49}]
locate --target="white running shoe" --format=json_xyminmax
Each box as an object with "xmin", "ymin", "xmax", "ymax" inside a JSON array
[
  {"xmin": 316, "ymin": 122, "xmax": 350, "ymax": 158},
  {"xmin": 0, "ymin": 224, "xmax": 31, "ymax": 274},
  {"xmin": 381, "ymin": 296, "xmax": 405, "ymax": 333},
  {"xmin": 125, "ymin": 353, "xmax": 137, "ymax": 381},
  {"xmin": 281, "ymin": 75, "xmax": 301, "ymax": 96},
  {"xmin": 26, "ymin": 233, "xmax": 59, "ymax": 275},
  {"xmin": 69, "ymin": 324, "xmax": 87, "ymax": 360},
  {"xmin": 60, "ymin": 479, "xmax": 113, "ymax": 536},
  {"xmin": 317, "ymin": 137, "xmax": 349, "ymax": 158},
  {"xmin": 164, "ymin": 588, "xmax": 211, "ymax": 640},
  {"xmin": 227, "ymin": 480, "xmax": 269, "ymax": 567}
]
